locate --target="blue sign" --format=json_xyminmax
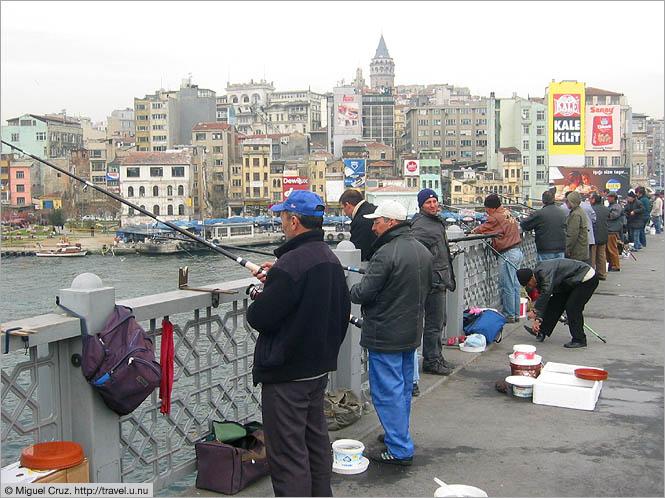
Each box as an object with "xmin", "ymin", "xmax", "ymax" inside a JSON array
[{"xmin": 344, "ymin": 159, "xmax": 366, "ymax": 188}]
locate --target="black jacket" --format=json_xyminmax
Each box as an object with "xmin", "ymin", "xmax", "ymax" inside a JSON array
[
  {"xmin": 350, "ymin": 201, "xmax": 377, "ymax": 261},
  {"xmin": 350, "ymin": 223, "xmax": 433, "ymax": 353},
  {"xmin": 590, "ymin": 203, "xmax": 609, "ymax": 245},
  {"xmin": 624, "ymin": 200, "xmax": 645, "ymax": 228},
  {"xmin": 247, "ymin": 230, "xmax": 351, "ymax": 385},
  {"xmin": 532, "ymin": 259, "xmax": 593, "ymax": 321},
  {"xmin": 410, "ymin": 211, "xmax": 456, "ymax": 291},
  {"xmin": 519, "ymin": 203, "xmax": 567, "ymax": 254}
]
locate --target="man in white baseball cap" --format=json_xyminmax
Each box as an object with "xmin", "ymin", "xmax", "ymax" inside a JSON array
[{"xmin": 350, "ymin": 199, "xmax": 433, "ymax": 466}]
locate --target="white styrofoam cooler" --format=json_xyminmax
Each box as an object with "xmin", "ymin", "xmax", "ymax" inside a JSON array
[{"xmin": 533, "ymin": 361, "xmax": 603, "ymax": 411}]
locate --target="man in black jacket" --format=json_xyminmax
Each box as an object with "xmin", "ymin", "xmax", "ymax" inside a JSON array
[
  {"xmin": 247, "ymin": 190, "xmax": 351, "ymax": 496},
  {"xmin": 351, "ymin": 200, "xmax": 433, "ymax": 466},
  {"xmin": 339, "ymin": 189, "xmax": 377, "ymax": 261},
  {"xmin": 517, "ymin": 259, "xmax": 599, "ymax": 348},
  {"xmin": 411, "ymin": 189, "xmax": 456, "ymax": 375},
  {"xmin": 519, "ymin": 190, "xmax": 567, "ymax": 261}
]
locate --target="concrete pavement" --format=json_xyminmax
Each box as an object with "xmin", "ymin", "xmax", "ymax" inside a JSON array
[{"xmin": 181, "ymin": 232, "xmax": 664, "ymax": 497}]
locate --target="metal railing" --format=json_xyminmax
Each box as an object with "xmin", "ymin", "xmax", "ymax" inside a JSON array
[{"xmin": 1, "ymin": 234, "xmax": 536, "ymax": 491}]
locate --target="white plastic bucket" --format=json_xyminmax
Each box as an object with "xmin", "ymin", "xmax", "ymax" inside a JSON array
[
  {"xmin": 434, "ymin": 484, "xmax": 488, "ymax": 497},
  {"xmin": 505, "ymin": 375, "xmax": 537, "ymax": 398},
  {"xmin": 519, "ymin": 298, "xmax": 528, "ymax": 318},
  {"xmin": 332, "ymin": 439, "xmax": 365, "ymax": 469},
  {"xmin": 513, "ymin": 344, "xmax": 536, "ymax": 360}
]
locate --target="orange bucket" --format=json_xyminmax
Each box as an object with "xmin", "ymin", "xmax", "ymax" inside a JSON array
[{"xmin": 21, "ymin": 441, "xmax": 84, "ymax": 471}]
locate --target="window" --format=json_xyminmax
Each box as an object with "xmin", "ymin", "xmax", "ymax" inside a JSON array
[
  {"xmin": 127, "ymin": 186, "xmax": 134, "ymax": 197},
  {"xmin": 418, "ymin": 140, "xmax": 429, "ymax": 146},
  {"xmin": 521, "ymin": 109, "xmax": 530, "ymax": 120},
  {"xmin": 264, "ymin": 158, "xmax": 268, "ymax": 166},
  {"xmin": 127, "ymin": 167, "xmax": 140, "ymax": 177},
  {"xmin": 536, "ymin": 171, "xmax": 546, "ymax": 181},
  {"xmin": 433, "ymin": 119, "xmax": 442, "ymax": 126},
  {"xmin": 137, "ymin": 115, "xmax": 149, "ymax": 121},
  {"xmin": 433, "ymin": 129, "xmax": 441, "ymax": 136},
  {"xmin": 153, "ymin": 125, "xmax": 165, "ymax": 130},
  {"xmin": 153, "ymin": 186, "xmax": 159, "ymax": 196},
  {"xmin": 252, "ymin": 158, "xmax": 260, "ymax": 167},
  {"xmin": 36, "ymin": 132, "xmax": 46, "ymax": 141},
  {"xmin": 153, "ymin": 135, "xmax": 167, "ymax": 142},
  {"xmin": 536, "ymin": 155, "xmax": 545, "ymax": 165},
  {"xmin": 128, "ymin": 207, "xmax": 135, "ymax": 216},
  {"xmin": 138, "ymin": 186, "xmax": 145, "ymax": 197},
  {"xmin": 523, "ymin": 140, "xmax": 529, "ymax": 150},
  {"xmin": 523, "ymin": 170, "xmax": 530, "ymax": 181},
  {"xmin": 598, "ymin": 156, "xmax": 607, "ymax": 167},
  {"xmin": 418, "ymin": 130, "xmax": 429, "ymax": 136},
  {"xmin": 153, "ymin": 205, "xmax": 160, "ymax": 215},
  {"xmin": 476, "ymin": 140, "xmax": 487, "ymax": 147},
  {"xmin": 213, "ymin": 146, "xmax": 223, "ymax": 153},
  {"xmin": 214, "ymin": 159, "xmax": 223, "ymax": 166},
  {"xmin": 151, "ymin": 103, "xmax": 163, "ymax": 109},
  {"xmin": 178, "ymin": 185, "xmax": 184, "ymax": 196},
  {"xmin": 460, "ymin": 108, "xmax": 472, "ymax": 114},
  {"xmin": 585, "ymin": 156, "xmax": 594, "ymax": 166},
  {"xmin": 153, "ymin": 146, "xmax": 166, "ymax": 152},
  {"xmin": 536, "ymin": 141, "xmax": 545, "ymax": 151},
  {"xmin": 151, "ymin": 113, "xmax": 167, "ymax": 120},
  {"xmin": 446, "ymin": 140, "xmax": 456, "ymax": 147},
  {"xmin": 536, "ymin": 110, "xmax": 545, "ymax": 121},
  {"xmin": 433, "ymin": 140, "xmax": 441, "ymax": 146},
  {"xmin": 461, "ymin": 119, "xmax": 472, "ymax": 125},
  {"xmin": 172, "ymin": 167, "xmax": 185, "ymax": 177},
  {"xmin": 195, "ymin": 133, "xmax": 206, "ymax": 141},
  {"xmin": 460, "ymin": 140, "xmax": 472, "ymax": 147},
  {"xmin": 417, "ymin": 119, "xmax": 429, "ymax": 125},
  {"xmin": 167, "ymin": 205, "xmax": 174, "ymax": 215},
  {"xmin": 11, "ymin": 133, "xmax": 19, "ymax": 141},
  {"xmin": 447, "ymin": 108, "xmax": 457, "ymax": 114},
  {"xmin": 150, "ymin": 167, "xmax": 163, "ymax": 177},
  {"xmin": 522, "ymin": 125, "xmax": 530, "ymax": 134},
  {"xmin": 612, "ymin": 156, "xmax": 621, "ymax": 167},
  {"xmin": 138, "ymin": 137, "xmax": 149, "ymax": 143},
  {"xmin": 17, "ymin": 197, "xmax": 25, "ymax": 204},
  {"xmin": 445, "ymin": 119, "xmax": 456, "ymax": 125},
  {"xmin": 15, "ymin": 171, "xmax": 24, "ymax": 179},
  {"xmin": 212, "ymin": 133, "xmax": 222, "ymax": 140},
  {"xmin": 16, "ymin": 184, "xmax": 25, "ymax": 192}
]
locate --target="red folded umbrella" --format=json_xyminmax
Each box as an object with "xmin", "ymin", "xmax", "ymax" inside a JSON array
[{"xmin": 159, "ymin": 319, "xmax": 174, "ymax": 415}]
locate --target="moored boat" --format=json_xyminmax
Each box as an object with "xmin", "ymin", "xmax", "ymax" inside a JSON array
[{"xmin": 36, "ymin": 244, "xmax": 87, "ymax": 257}]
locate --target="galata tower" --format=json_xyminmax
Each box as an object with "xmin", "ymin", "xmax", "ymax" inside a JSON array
[{"xmin": 369, "ymin": 35, "xmax": 395, "ymax": 90}]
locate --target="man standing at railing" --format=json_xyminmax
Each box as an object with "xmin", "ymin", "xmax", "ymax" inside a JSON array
[
  {"xmin": 519, "ymin": 190, "xmax": 566, "ymax": 261},
  {"xmin": 339, "ymin": 189, "xmax": 377, "ymax": 261},
  {"xmin": 350, "ymin": 200, "xmax": 433, "ymax": 466},
  {"xmin": 247, "ymin": 190, "xmax": 351, "ymax": 497}
]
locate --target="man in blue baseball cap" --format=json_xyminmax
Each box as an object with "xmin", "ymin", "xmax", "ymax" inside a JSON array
[{"xmin": 247, "ymin": 189, "xmax": 351, "ymax": 496}]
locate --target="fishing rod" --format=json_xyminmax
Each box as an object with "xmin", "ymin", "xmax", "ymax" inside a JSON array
[
  {"xmin": 215, "ymin": 243, "xmax": 366, "ymax": 274},
  {"xmin": 2, "ymin": 141, "xmax": 366, "ymax": 328}
]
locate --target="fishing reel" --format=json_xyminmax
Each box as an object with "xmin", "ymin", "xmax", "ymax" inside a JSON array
[{"xmin": 246, "ymin": 283, "xmax": 264, "ymax": 300}]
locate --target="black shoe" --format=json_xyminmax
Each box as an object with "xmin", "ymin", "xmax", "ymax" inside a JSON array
[
  {"xmin": 608, "ymin": 267, "xmax": 621, "ymax": 272},
  {"xmin": 368, "ymin": 449, "xmax": 413, "ymax": 466},
  {"xmin": 441, "ymin": 358, "xmax": 455, "ymax": 370},
  {"xmin": 563, "ymin": 340, "xmax": 587, "ymax": 348},
  {"xmin": 423, "ymin": 361, "xmax": 452, "ymax": 376},
  {"xmin": 377, "ymin": 433, "xmax": 385, "ymax": 443},
  {"xmin": 524, "ymin": 325, "xmax": 535, "ymax": 336},
  {"xmin": 536, "ymin": 332, "xmax": 545, "ymax": 342},
  {"xmin": 412, "ymin": 382, "xmax": 420, "ymax": 397}
]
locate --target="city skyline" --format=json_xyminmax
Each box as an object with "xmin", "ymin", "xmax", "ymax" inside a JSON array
[{"xmin": 1, "ymin": 1, "xmax": 663, "ymax": 124}]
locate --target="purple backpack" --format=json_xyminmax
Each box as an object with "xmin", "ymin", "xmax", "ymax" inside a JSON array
[{"xmin": 81, "ymin": 305, "xmax": 162, "ymax": 415}]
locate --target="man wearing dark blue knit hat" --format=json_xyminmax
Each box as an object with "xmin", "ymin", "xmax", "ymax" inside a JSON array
[{"xmin": 411, "ymin": 189, "xmax": 456, "ymax": 375}]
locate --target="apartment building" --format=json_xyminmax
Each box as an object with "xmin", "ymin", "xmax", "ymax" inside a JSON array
[
  {"xmin": 647, "ymin": 118, "xmax": 664, "ymax": 186},
  {"xmin": 404, "ymin": 100, "xmax": 489, "ymax": 165},
  {"xmin": 499, "ymin": 147, "xmax": 522, "ymax": 202},
  {"xmin": 449, "ymin": 168, "xmax": 504, "ymax": 205},
  {"xmin": 119, "ymin": 150, "xmax": 192, "ymax": 224},
  {"xmin": 7, "ymin": 159, "xmax": 32, "ymax": 207},
  {"xmin": 2, "ymin": 114, "xmax": 83, "ymax": 159},
  {"xmin": 487, "ymin": 94, "xmax": 548, "ymax": 202},
  {"xmin": 107, "ymin": 108, "xmax": 135, "ymax": 138},
  {"xmin": 630, "ymin": 113, "xmax": 648, "ymax": 185},
  {"xmin": 241, "ymin": 138, "xmax": 272, "ymax": 215},
  {"xmin": 362, "ymin": 88, "xmax": 395, "ymax": 148},
  {"xmin": 262, "ymin": 90, "xmax": 325, "ymax": 135},
  {"xmin": 418, "ymin": 149, "xmax": 442, "ymax": 198}
]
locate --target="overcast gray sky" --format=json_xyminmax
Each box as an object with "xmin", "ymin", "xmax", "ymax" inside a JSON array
[{"xmin": 2, "ymin": 1, "xmax": 663, "ymax": 124}]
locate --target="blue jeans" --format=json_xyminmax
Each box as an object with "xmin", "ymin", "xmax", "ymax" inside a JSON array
[
  {"xmin": 652, "ymin": 215, "xmax": 662, "ymax": 233},
  {"xmin": 630, "ymin": 228, "xmax": 643, "ymax": 250},
  {"xmin": 639, "ymin": 222, "xmax": 647, "ymax": 247},
  {"xmin": 537, "ymin": 252, "xmax": 565, "ymax": 262},
  {"xmin": 413, "ymin": 350, "xmax": 420, "ymax": 383},
  {"xmin": 498, "ymin": 247, "xmax": 524, "ymax": 319},
  {"xmin": 369, "ymin": 350, "xmax": 415, "ymax": 459}
]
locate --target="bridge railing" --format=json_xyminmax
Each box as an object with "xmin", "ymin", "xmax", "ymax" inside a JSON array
[{"xmin": 1, "ymin": 233, "xmax": 536, "ymax": 491}]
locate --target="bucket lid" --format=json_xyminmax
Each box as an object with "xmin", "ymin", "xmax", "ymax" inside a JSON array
[
  {"xmin": 505, "ymin": 375, "xmax": 537, "ymax": 387},
  {"xmin": 21, "ymin": 441, "xmax": 84, "ymax": 471},
  {"xmin": 509, "ymin": 353, "xmax": 542, "ymax": 366}
]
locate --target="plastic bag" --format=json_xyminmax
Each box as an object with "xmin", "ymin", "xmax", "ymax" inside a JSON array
[{"xmin": 464, "ymin": 334, "xmax": 487, "ymax": 348}]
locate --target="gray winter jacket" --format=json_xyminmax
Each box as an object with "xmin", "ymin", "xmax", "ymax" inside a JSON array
[
  {"xmin": 410, "ymin": 211, "xmax": 456, "ymax": 292},
  {"xmin": 532, "ymin": 258, "xmax": 593, "ymax": 321},
  {"xmin": 607, "ymin": 200, "xmax": 624, "ymax": 233},
  {"xmin": 519, "ymin": 203, "xmax": 567, "ymax": 254},
  {"xmin": 350, "ymin": 223, "xmax": 433, "ymax": 353}
]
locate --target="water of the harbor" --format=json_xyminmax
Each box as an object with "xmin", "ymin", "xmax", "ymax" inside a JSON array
[{"xmin": 1, "ymin": 247, "xmax": 280, "ymax": 322}]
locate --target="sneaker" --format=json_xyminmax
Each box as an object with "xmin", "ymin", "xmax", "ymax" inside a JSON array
[
  {"xmin": 423, "ymin": 361, "xmax": 452, "ymax": 376},
  {"xmin": 412, "ymin": 382, "xmax": 420, "ymax": 397},
  {"xmin": 368, "ymin": 449, "xmax": 413, "ymax": 466},
  {"xmin": 563, "ymin": 340, "xmax": 587, "ymax": 348}
]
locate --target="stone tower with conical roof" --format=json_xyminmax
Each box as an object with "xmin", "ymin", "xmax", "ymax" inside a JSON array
[{"xmin": 369, "ymin": 35, "xmax": 395, "ymax": 90}]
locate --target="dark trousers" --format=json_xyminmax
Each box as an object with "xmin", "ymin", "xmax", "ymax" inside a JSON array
[
  {"xmin": 422, "ymin": 289, "xmax": 446, "ymax": 365},
  {"xmin": 539, "ymin": 276, "xmax": 599, "ymax": 343},
  {"xmin": 261, "ymin": 376, "xmax": 332, "ymax": 497}
]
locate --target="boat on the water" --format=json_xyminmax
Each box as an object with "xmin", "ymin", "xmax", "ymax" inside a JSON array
[{"xmin": 36, "ymin": 244, "xmax": 88, "ymax": 257}]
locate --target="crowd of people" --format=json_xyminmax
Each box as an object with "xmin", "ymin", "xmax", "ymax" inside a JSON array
[{"xmin": 243, "ymin": 185, "xmax": 662, "ymax": 495}]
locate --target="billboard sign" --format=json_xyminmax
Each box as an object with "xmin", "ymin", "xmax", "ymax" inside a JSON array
[
  {"xmin": 404, "ymin": 159, "xmax": 420, "ymax": 176},
  {"xmin": 282, "ymin": 176, "xmax": 309, "ymax": 200},
  {"xmin": 549, "ymin": 166, "xmax": 631, "ymax": 200},
  {"xmin": 343, "ymin": 159, "xmax": 366, "ymax": 188},
  {"xmin": 106, "ymin": 172, "xmax": 119, "ymax": 181},
  {"xmin": 586, "ymin": 105, "xmax": 620, "ymax": 151},
  {"xmin": 548, "ymin": 82, "xmax": 585, "ymax": 166},
  {"xmin": 333, "ymin": 92, "xmax": 361, "ymax": 135},
  {"xmin": 325, "ymin": 180, "xmax": 345, "ymax": 204}
]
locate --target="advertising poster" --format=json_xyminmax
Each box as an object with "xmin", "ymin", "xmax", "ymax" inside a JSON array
[
  {"xmin": 549, "ymin": 167, "xmax": 630, "ymax": 200},
  {"xmin": 282, "ymin": 176, "xmax": 309, "ymax": 200},
  {"xmin": 586, "ymin": 105, "xmax": 620, "ymax": 151},
  {"xmin": 325, "ymin": 180, "xmax": 345, "ymax": 204},
  {"xmin": 334, "ymin": 93, "xmax": 361, "ymax": 135},
  {"xmin": 404, "ymin": 159, "xmax": 420, "ymax": 176},
  {"xmin": 343, "ymin": 159, "xmax": 366, "ymax": 188},
  {"xmin": 548, "ymin": 82, "xmax": 585, "ymax": 166}
]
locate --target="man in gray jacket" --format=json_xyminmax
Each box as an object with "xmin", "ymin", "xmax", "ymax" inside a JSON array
[
  {"xmin": 350, "ymin": 200, "xmax": 433, "ymax": 466},
  {"xmin": 411, "ymin": 189, "xmax": 456, "ymax": 375},
  {"xmin": 520, "ymin": 190, "xmax": 566, "ymax": 261}
]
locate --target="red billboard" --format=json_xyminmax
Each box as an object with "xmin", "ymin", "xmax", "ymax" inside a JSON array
[{"xmin": 282, "ymin": 176, "xmax": 309, "ymax": 200}]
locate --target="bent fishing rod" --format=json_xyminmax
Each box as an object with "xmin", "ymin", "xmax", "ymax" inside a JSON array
[{"xmin": 2, "ymin": 141, "xmax": 365, "ymax": 327}]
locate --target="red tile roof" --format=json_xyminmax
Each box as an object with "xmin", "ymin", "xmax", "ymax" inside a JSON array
[
  {"xmin": 499, "ymin": 147, "xmax": 520, "ymax": 155},
  {"xmin": 193, "ymin": 122, "xmax": 232, "ymax": 131},
  {"xmin": 369, "ymin": 160, "xmax": 392, "ymax": 167},
  {"xmin": 365, "ymin": 142, "xmax": 391, "ymax": 149},
  {"xmin": 120, "ymin": 150, "xmax": 191, "ymax": 165},
  {"xmin": 585, "ymin": 87, "xmax": 623, "ymax": 97}
]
